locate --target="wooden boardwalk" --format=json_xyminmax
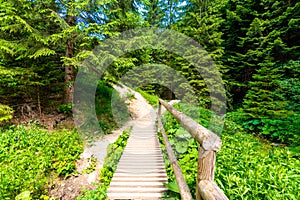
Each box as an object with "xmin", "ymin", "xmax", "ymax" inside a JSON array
[{"xmin": 107, "ymin": 112, "xmax": 168, "ymax": 199}]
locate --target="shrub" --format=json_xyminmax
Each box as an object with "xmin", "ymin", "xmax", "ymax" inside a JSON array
[
  {"xmin": 95, "ymin": 81, "xmax": 130, "ymax": 135},
  {"xmin": 57, "ymin": 104, "xmax": 72, "ymax": 115},
  {"xmin": 0, "ymin": 104, "xmax": 13, "ymax": 123},
  {"xmin": 0, "ymin": 125, "xmax": 83, "ymax": 199}
]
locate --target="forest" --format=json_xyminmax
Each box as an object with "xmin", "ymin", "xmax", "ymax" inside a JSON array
[{"xmin": 0, "ymin": 0, "xmax": 299, "ymax": 199}]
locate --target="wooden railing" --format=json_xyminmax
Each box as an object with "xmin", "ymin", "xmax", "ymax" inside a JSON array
[{"xmin": 157, "ymin": 99, "xmax": 228, "ymax": 200}]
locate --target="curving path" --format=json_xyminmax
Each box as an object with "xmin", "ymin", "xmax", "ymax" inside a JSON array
[{"xmin": 107, "ymin": 86, "xmax": 168, "ymax": 199}]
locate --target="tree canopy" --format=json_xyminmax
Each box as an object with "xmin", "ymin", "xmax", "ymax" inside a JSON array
[{"xmin": 0, "ymin": 0, "xmax": 299, "ymax": 145}]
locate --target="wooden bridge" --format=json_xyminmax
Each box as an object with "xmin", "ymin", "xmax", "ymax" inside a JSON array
[{"xmin": 107, "ymin": 99, "xmax": 228, "ymax": 200}]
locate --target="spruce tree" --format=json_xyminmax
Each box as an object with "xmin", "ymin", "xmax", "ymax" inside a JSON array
[{"xmin": 241, "ymin": 1, "xmax": 300, "ymax": 144}]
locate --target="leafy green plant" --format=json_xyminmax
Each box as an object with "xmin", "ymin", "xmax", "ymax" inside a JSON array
[
  {"xmin": 57, "ymin": 104, "xmax": 72, "ymax": 115},
  {"xmin": 0, "ymin": 125, "xmax": 83, "ymax": 199},
  {"xmin": 81, "ymin": 157, "xmax": 97, "ymax": 174},
  {"xmin": 0, "ymin": 104, "xmax": 13, "ymax": 122},
  {"xmin": 95, "ymin": 81, "xmax": 130, "ymax": 135},
  {"xmin": 15, "ymin": 191, "xmax": 31, "ymax": 200}
]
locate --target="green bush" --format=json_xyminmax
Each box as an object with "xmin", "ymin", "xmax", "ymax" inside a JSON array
[
  {"xmin": 0, "ymin": 104, "xmax": 13, "ymax": 122},
  {"xmin": 0, "ymin": 125, "xmax": 83, "ymax": 199},
  {"xmin": 57, "ymin": 104, "xmax": 72, "ymax": 115},
  {"xmin": 230, "ymin": 110, "xmax": 300, "ymax": 146},
  {"xmin": 95, "ymin": 81, "xmax": 130, "ymax": 134},
  {"xmin": 159, "ymin": 104, "xmax": 300, "ymax": 199}
]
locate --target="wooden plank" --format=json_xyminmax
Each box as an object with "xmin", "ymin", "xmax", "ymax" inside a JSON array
[
  {"xmin": 111, "ymin": 177, "xmax": 168, "ymax": 182},
  {"xmin": 159, "ymin": 99, "xmax": 222, "ymax": 151},
  {"xmin": 107, "ymin": 192, "xmax": 164, "ymax": 199}
]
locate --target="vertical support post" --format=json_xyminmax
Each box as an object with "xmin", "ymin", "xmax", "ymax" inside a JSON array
[
  {"xmin": 158, "ymin": 102, "xmax": 161, "ymax": 118},
  {"xmin": 196, "ymin": 147, "xmax": 216, "ymax": 200},
  {"xmin": 157, "ymin": 102, "xmax": 161, "ymax": 133}
]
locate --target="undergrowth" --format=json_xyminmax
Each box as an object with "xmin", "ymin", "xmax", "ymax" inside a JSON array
[
  {"xmin": 137, "ymin": 89, "xmax": 159, "ymax": 107},
  {"xmin": 159, "ymin": 103, "xmax": 300, "ymax": 199},
  {"xmin": 77, "ymin": 129, "xmax": 130, "ymax": 199},
  {"xmin": 95, "ymin": 81, "xmax": 130, "ymax": 135},
  {"xmin": 0, "ymin": 124, "xmax": 83, "ymax": 199}
]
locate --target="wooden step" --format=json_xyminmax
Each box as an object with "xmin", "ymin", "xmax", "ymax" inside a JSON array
[
  {"xmin": 107, "ymin": 192, "xmax": 163, "ymax": 199},
  {"xmin": 110, "ymin": 182, "xmax": 166, "ymax": 187},
  {"xmin": 107, "ymin": 187, "xmax": 167, "ymax": 193},
  {"xmin": 113, "ymin": 173, "xmax": 168, "ymax": 178},
  {"xmin": 111, "ymin": 177, "xmax": 168, "ymax": 182}
]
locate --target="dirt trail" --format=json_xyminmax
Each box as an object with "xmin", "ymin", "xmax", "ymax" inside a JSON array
[{"xmin": 50, "ymin": 85, "xmax": 156, "ymax": 200}]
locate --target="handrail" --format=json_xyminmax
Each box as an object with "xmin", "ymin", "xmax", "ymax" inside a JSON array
[
  {"xmin": 158, "ymin": 99, "xmax": 228, "ymax": 200},
  {"xmin": 158, "ymin": 99, "xmax": 222, "ymax": 151},
  {"xmin": 158, "ymin": 103, "xmax": 193, "ymax": 200}
]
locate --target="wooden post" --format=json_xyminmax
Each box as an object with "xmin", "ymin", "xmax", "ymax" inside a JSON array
[
  {"xmin": 197, "ymin": 147, "xmax": 216, "ymax": 200},
  {"xmin": 198, "ymin": 180, "xmax": 229, "ymax": 200},
  {"xmin": 198, "ymin": 147, "xmax": 216, "ymax": 181},
  {"xmin": 196, "ymin": 146, "xmax": 228, "ymax": 200}
]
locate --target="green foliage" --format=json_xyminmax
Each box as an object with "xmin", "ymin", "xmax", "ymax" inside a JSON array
[
  {"xmin": 0, "ymin": 125, "xmax": 83, "ymax": 199},
  {"xmin": 15, "ymin": 191, "xmax": 31, "ymax": 200},
  {"xmin": 0, "ymin": 104, "xmax": 13, "ymax": 122},
  {"xmin": 215, "ymin": 132, "xmax": 300, "ymax": 199},
  {"xmin": 163, "ymin": 181, "xmax": 179, "ymax": 193},
  {"xmin": 137, "ymin": 89, "xmax": 159, "ymax": 106},
  {"xmin": 57, "ymin": 104, "xmax": 72, "ymax": 115},
  {"xmin": 0, "ymin": 0, "xmax": 101, "ymax": 109},
  {"xmin": 242, "ymin": 60, "xmax": 300, "ymax": 145},
  {"xmin": 81, "ymin": 157, "xmax": 97, "ymax": 174},
  {"xmin": 141, "ymin": 0, "xmax": 185, "ymax": 27},
  {"xmin": 77, "ymin": 130, "xmax": 130, "ymax": 199},
  {"xmin": 95, "ymin": 81, "xmax": 130, "ymax": 135},
  {"xmin": 159, "ymin": 104, "xmax": 300, "ymax": 199},
  {"xmin": 239, "ymin": 116, "xmax": 300, "ymax": 146}
]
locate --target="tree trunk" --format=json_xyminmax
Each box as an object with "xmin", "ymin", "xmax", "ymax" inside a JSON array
[{"xmin": 64, "ymin": 15, "xmax": 75, "ymax": 104}]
